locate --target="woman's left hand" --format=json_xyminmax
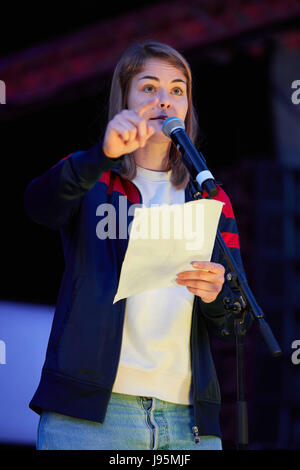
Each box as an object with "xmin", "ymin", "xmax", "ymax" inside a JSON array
[{"xmin": 175, "ymin": 261, "xmax": 225, "ymax": 303}]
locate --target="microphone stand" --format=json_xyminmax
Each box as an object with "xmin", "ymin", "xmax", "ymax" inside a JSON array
[
  {"xmin": 186, "ymin": 164, "xmax": 282, "ymax": 451},
  {"xmin": 161, "ymin": 118, "xmax": 282, "ymax": 448}
]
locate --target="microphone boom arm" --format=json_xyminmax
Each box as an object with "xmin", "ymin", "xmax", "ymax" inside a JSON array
[{"xmin": 162, "ymin": 116, "xmax": 282, "ymax": 355}]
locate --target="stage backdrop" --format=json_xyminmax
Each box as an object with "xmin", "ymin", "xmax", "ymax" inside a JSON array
[{"xmin": 0, "ymin": 301, "xmax": 54, "ymax": 445}]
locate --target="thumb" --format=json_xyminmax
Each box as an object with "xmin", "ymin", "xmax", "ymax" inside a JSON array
[{"xmin": 146, "ymin": 124, "xmax": 155, "ymax": 138}]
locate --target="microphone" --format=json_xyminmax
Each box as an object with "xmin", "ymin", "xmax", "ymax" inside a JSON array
[{"xmin": 162, "ymin": 117, "xmax": 218, "ymax": 197}]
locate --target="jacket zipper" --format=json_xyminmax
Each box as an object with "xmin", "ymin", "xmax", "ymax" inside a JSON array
[
  {"xmin": 192, "ymin": 425, "xmax": 200, "ymax": 444},
  {"xmin": 124, "ymin": 174, "xmax": 200, "ymax": 444},
  {"xmin": 191, "ymin": 297, "xmax": 200, "ymax": 444},
  {"xmin": 143, "ymin": 398, "xmax": 156, "ymax": 450}
]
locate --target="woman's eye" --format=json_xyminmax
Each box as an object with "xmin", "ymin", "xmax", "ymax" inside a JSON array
[
  {"xmin": 172, "ymin": 87, "xmax": 184, "ymax": 95},
  {"xmin": 142, "ymin": 85, "xmax": 184, "ymax": 95},
  {"xmin": 143, "ymin": 85, "xmax": 155, "ymax": 93}
]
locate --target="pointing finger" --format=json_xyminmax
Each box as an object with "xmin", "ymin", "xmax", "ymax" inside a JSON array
[{"xmin": 136, "ymin": 98, "xmax": 158, "ymax": 117}]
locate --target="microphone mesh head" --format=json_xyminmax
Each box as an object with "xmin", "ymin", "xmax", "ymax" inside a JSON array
[{"xmin": 162, "ymin": 117, "xmax": 185, "ymax": 138}]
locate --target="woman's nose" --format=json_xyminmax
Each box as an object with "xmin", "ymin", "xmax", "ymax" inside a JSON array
[
  {"xmin": 159, "ymin": 102, "xmax": 170, "ymax": 109},
  {"xmin": 157, "ymin": 89, "xmax": 171, "ymax": 109}
]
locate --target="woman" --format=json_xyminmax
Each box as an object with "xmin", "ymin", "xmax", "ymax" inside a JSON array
[{"xmin": 24, "ymin": 41, "xmax": 245, "ymax": 450}]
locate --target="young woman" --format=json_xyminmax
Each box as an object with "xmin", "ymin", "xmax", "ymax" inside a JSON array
[{"xmin": 24, "ymin": 41, "xmax": 245, "ymax": 450}]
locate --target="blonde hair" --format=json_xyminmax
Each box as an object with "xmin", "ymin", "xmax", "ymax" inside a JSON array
[{"xmin": 108, "ymin": 40, "xmax": 199, "ymax": 189}]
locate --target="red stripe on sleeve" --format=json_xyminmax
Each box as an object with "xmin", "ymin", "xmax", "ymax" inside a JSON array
[
  {"xmin": 99, "ymin": 171, "xmax": 141, "ymax": 204},
  {"xmin": 214, "ymin": 187, "xmax": 234, "ymax": 219},
  {"xmin": 203, "ymin": 186, "xmax": 235, "ymax": 219},
  {"xmin": 50, "ymin": 153, "xmax": 73, "ymax": 169},
  {"xmin": 99, "ymin": 169, "xmax": 111, "ymax": 186},
  {"xmin": 220, "ymin": 232, "xmax": 240, "ymax": 249}
]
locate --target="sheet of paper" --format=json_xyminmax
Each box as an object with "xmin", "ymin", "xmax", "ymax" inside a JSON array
[{"xmin": 113, "ymin": 199, "xmax": 223, "ymax": 304}]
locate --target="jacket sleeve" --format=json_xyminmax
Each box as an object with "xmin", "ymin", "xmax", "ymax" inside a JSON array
[
  {"xmin": 24, "ymin": 141, "xmax": 124, "ymax": 230},
  {"xmin": 199, "ymin": 186, "xmax": 253, "ymax": 341}
]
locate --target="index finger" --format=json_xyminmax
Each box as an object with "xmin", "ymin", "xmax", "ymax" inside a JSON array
[
  {"xmin": 136, "ymin": 98, "xmax": 158, "ymax": 117},
  {"xmin": 191, "ymin": 261, "xmax": 225, "ymax": 274}
]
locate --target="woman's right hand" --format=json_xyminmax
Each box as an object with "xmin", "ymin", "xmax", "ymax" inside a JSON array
[{"xmin": 102, "ymin": 98, "xmax": 158, "ymax": 158}]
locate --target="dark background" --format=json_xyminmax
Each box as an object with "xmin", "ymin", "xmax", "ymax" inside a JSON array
[{"xmin": 0, "ymin": 1, "xmax": 299, "ymax": 450}]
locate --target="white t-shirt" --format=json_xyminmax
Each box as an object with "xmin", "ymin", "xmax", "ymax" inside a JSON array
[{"xmin": 112, "ymin": 165, "xmax": 194, "ymax": 404}]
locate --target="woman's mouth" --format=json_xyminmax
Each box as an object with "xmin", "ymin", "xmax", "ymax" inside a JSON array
[{"xmin": 150, "ymin": 115, "xmax": 168, "ymax": 121}]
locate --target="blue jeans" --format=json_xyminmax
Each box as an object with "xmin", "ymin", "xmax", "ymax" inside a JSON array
[{"xmin": 37, "ymin": 392, "xmax": 222, "ymax": 450}]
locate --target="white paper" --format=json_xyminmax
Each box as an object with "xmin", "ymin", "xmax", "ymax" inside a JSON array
[{"xmin": 113, "ymin": 199, "xmax": 223, "ymax": 304}]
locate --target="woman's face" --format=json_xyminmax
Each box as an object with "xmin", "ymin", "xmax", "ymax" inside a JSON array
[{"xmin": 127, "ymin": 58, "xmax": 189, "ymax": 142}]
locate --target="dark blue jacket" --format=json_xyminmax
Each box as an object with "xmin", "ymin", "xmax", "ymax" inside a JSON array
[{"xmin": 24, "ymin": 141, "xmax": 246, "ymax": 438}]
